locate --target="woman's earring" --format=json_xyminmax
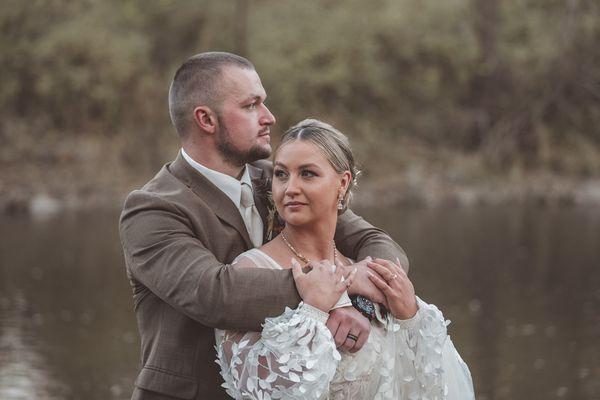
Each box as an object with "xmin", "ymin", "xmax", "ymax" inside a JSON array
[{"xmin": 337, "ymin": 191, "xmax": 344, "ymax": 210}]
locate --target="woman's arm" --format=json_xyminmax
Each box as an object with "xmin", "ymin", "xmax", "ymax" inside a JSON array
[
  {"xmin": 375, "ymin": 298, "xmax": 474, "ymax": 399},
  {"xmin": 217, "ymin": 303, "xmax": 340, "ymax": 400},
  {"xmin": 366, "ymin": 259, "xmax": 474, "ymax": 399},
  {"xmin": 215, "ymin": 254, "xmax": 349, "ymax": 399}
]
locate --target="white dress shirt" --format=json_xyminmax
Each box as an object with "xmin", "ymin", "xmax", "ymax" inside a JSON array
[{"xmin": 181, "ymin": 149, "xmax": 264, "ymax": 245}]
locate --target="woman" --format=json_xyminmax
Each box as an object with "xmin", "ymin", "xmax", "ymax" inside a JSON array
[{"xmin": 215, "ymin": 119, "xmax": 475, "ymax": 399}]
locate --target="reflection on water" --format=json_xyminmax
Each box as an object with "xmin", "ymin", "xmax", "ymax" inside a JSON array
[
  {"xmin": 0, "ymin": 206, "xmax": 599, "ymax": 400},
  {"xmin": 0, "ymin": 292, "xmax": 68, "ymax": 399},
  {"xmin": 360, "ymin": 205, "xmax": 600, "ymax": 400},
  {"xmin": 0, "ymin": 211, "xmax": 138, "ymax": 400}
]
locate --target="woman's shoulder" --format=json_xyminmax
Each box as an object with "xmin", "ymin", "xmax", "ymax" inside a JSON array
[{"xmin": 232, "ymin": 248, "xmax": 284, "ymax": 270}]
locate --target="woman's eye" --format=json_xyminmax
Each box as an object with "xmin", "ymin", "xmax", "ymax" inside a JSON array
[
  {"xmin": 301, "ymin": 170, "xmax": 316, "ymax": 178},
  {"xmin": 274, "ymin": 169, "xmax": 287, "ymax": 178}
]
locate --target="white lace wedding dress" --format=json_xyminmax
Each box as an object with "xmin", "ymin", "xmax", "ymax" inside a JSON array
[{"xmin": 215, "ymin": 249, "xmax": 475, "ymax": 400}]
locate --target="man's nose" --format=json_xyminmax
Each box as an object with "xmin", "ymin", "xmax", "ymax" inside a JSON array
[{"xmin": 260, "ymin": 104, "xmax": 276, "ymax": 126}]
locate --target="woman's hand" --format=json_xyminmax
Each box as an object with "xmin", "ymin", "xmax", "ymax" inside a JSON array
[
  {"xmin": 367, "ymin": 258, "xmax": 418, "ymax": 320},
  {"xmin": 292, "ymin": 258, "xmax": 357, "ymax": 312},
  {"xmin": 336, "ymin": 257, "xmax": 388, "ymax": 307}
]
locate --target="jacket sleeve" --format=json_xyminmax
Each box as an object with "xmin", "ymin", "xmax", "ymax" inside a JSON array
[
  {"xmin": 334, "ymin": 209, "xmax": 410, "ymax": 271},
  {"xmin": 119, "ymin": 190, "xmax": 301, "ymax": 331}
]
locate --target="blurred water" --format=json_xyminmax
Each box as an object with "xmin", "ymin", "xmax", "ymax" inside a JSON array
[
  {"xmin": 0, "ymin": 211, "xmax": 137, "ymax": 400},
  {"xmin": 0, "ymin": 206, "xmax": 599, "ymax": 400}
]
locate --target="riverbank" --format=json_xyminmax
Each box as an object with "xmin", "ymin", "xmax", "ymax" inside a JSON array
[
  {"xmin": 3, "ymin": 165, "xmax": 600, "ymax": 218},
  {"xmin": 2, "ymin": 132, "xmax": 599, "ymax": 216},
  {"xmin": 357, "ymin": 171, "xmax": 600, "ymax": 208}
]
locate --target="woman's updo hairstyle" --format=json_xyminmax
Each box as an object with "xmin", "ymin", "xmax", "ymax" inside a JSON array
[{"xmin": 277, "ymin": 118, "xmax": 359, "ymax": 214}]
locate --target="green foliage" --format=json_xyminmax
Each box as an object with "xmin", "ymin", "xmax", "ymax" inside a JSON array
[{"xmin": 1, "ymin": 0, "xmax": 599, "ymax": 173}]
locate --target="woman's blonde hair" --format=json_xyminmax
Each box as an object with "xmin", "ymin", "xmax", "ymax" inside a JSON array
[{"xmin": 277, "ymin": 118, "xmax": 359, "ymax": 213}]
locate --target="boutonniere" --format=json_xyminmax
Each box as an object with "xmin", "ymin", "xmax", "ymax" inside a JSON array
[
  {"xmin": 265, "ymin": 204, "xmax": 284, "ymax": 242},
  {"xmin": 253, "ymin": 175, "xmax": 284, "ymax": 242}
]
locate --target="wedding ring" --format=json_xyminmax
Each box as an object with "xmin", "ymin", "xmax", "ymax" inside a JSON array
[
  {"xmin": 346, "ymin": 333, "xmax": 359, "ymax": 342},
  {"xmin": 389, "ymin": 273, "xmax": 398, "ymax": 281}
]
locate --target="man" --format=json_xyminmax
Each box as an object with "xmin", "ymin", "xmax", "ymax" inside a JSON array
[{"xmin": 119, "ymin": 52, "xmax": 408, "ymax": 400}]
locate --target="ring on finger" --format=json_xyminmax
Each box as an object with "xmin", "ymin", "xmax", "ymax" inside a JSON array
[
  {"xmin": 346, "ymin": 333, "xmax": 358, "ymax": 342},
  {"xmin": 388, "ymin": 273, "xmax": 398, "ymax": 281}
]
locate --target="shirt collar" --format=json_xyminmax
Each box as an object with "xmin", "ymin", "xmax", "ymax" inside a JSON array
[{"xmin": 181, "ymin": 148, "xmax": 252, "ymax": 208}]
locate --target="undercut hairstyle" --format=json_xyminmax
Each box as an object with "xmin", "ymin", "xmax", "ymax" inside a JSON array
[
  {"xmin": 278, "ymin": 119, "xmax": 360, "ymax": 213},
  {"xmin": 168, "ymin": 52, "xmax": 254, "ymax": 138}
]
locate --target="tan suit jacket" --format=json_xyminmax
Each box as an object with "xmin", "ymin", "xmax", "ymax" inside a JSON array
[{"xmin": 119, "ymin": 153, "xmax": 408, "ymax": 400}]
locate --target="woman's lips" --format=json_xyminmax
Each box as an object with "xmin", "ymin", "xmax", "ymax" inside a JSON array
[{"xmin": 284, "ymin": 202, "xmax": 306, "ymax": 210}]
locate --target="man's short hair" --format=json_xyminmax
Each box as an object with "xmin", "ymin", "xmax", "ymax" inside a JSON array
[{"xmin": 168, "ymin": 52, "xmax": 254, "ymax": 138}]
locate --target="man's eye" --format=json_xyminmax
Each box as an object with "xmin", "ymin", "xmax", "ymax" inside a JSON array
[{"xmin": 247, "ymin": 102, "xmax": 257, "ymax": 109}]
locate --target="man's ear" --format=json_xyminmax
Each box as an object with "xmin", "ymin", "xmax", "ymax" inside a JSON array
[{"xmin": 193, "ymin": 106, "xmax": 217, "ymax": 134}]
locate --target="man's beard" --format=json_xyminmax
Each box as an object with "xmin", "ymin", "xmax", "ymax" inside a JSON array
[{"xmin": 215, "ymin": 117, "xmax": 271, "ymax": 167}]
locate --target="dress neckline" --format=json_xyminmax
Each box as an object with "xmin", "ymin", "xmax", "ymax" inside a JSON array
[
  {"xmin": 246, "ymin": 247, "xmax": 354, "ymax": 270},
  {"xmin": 245, "ymin": 248, "xmax": 287, "ymax": 270}
]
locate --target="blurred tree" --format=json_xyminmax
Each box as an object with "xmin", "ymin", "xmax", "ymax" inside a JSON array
[{"xmin": 1, "ymin": 0, "xmax": 599, "ymax": 175}]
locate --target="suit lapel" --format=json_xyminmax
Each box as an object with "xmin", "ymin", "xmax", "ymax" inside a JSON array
[
  {"xmin": 168, "ymin": 154, "xmax": 253, "ymax": 248},
  {"xmin": 248, "ymin": 164, "xmax": 270, "ymax": 227}
]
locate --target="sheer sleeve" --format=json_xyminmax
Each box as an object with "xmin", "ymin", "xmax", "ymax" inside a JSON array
[
  {"xmin": 373, "ymin": 297, "xmax": 475, "ymax": 400},
  {"xmin": 216, "ymin": 302, "xmax": 340, "ymax": 399}
]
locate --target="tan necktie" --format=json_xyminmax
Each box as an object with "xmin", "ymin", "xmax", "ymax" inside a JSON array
[{"xmin": 240, "ymin": 183, "xmax": 263, "ymax": 248}]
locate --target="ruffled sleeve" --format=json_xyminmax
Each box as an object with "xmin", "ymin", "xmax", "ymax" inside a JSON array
[
  {"xmin": 216, "ymin": 302, "xmax": 340, "ymax": 400},
  {"xmin": 374, "ymin": 297, "xmax": 475, "ymax": 400}
]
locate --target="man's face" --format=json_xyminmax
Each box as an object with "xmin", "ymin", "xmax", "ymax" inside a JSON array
[{"xmin": 214, "ymin": 66, "xmax": 276, "ymax": 167}]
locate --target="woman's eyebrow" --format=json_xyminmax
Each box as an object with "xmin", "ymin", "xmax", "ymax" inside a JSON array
[
  {"xmin": 297, "ymin": 163, "xmax": 320, "ymax": 169},
  {"xmin": 274, "ymin": 161, "xmax": 322, "ymax": 170}
]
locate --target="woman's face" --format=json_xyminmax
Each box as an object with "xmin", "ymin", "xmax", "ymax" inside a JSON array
[{"xmin": 272, "ymin": 140, "xmax": 350, "ymax": 227}]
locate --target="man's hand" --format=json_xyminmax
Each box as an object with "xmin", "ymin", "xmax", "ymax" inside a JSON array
[
  {"xmin": 326, "ymin": 306, "xmax": 371, "ymax": 353},
  {"xmin": 338, "ymin": 257, "xmax": 388, "ymax": 306}
]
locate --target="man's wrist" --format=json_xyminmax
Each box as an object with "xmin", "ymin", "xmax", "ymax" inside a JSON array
[
  {"xmin": 330, "ymin": 290, "xmax": 352, "ymax": 311},
  {"xmin": 350, "ymin": 295, "xmax": 376, "ymax": 320}
]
